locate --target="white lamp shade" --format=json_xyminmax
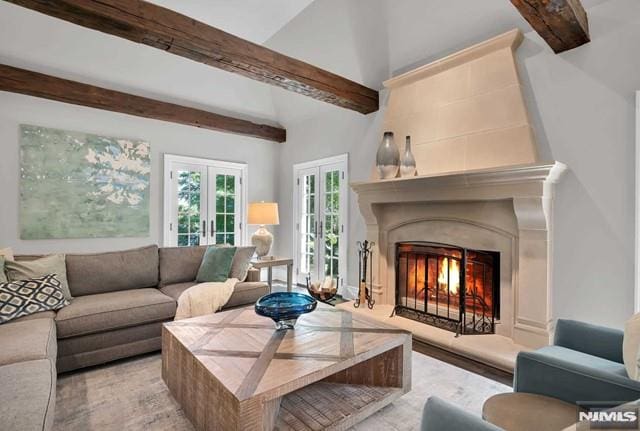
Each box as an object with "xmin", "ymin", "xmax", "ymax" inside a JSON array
[{"xmin": 248, "ymin": 202, "xmax": 279, "ymax": 225}]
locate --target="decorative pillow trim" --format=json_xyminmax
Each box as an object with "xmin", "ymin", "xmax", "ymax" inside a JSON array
[{"xmin": 0, "ymin": 274, "xmax": 69, "ymax": 324}]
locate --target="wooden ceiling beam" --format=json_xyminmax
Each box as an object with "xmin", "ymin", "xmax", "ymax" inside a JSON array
[
  {"xmin": 0, "ymin": 64, "xmax": 286, "ymax": 142},
  {"xmin": 510, "ymin": 0, "xmax": 589, "ymax": 53},
  {"xmin": 4, "ymin": 0, "xmax": 379, "ymax": 114}
]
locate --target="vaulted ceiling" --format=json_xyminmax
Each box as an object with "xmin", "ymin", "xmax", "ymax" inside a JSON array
[
  {"xmin": 0, "ymin": 0, "xmax": 611, "ymax": 135},
  {"xmin": 148, "ymin": 0, "xmax": 314, "ymax": 44}
]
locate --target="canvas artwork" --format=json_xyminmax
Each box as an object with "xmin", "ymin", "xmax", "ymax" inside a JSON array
[{"xmin": 19, "ymin": 125, "xmax": 150, "ymax": 239}]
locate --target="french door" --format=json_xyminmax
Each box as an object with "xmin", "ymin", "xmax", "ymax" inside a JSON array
[
  {"xmin": 294, "ymin": 155, "xmax": 348, "ymax": 290},
  {"xmin": 163, "ymin": 155, "xmax": 247, "ymax": 247}
]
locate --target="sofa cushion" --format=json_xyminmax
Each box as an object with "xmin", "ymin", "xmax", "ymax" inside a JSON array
[
  {"xmin": 160, "ymin": 281, "xmax": 267, "ymax": 309},
  {"xmin": 246, "ymin": 267, "xmax": 260, "ymax": 282},
  {"xmin": 0, "ymin": 359, "xmax": 56, "ymax": 431},
  {"xmin": 0, "ymin": 318, "xmax": 56, "ymax": 366},
  {"xmin": 225, "ymin": 282, "xmax": 269, "ymax": 309},
  {"xmin": 55, "ymin": 288, "xmax": 175, "ymax": 338},
  {"xmin": 5, "ymin": 254, "xmax": 71, "ymax": 300},
  {"xmin": 536, "ymin": 345, "xmax": 628, "ymax": 376},
  {"xmin": 159, "ymin": 281, "xmax": 197, "ymax": 301},
  {"xmin": 229, "ymin": 246, "xmax": 256, "ymax": 281},
  {"xmin": 12, "ymin": 310, "xmax": 57, "ymax": 323},
  {"xmin": 158, "ymin": 246, "xmax": 206, "ymax": 287},
  {"xmin": 66, "ymin": 245, "xmax": 159, "ymax": 296},
  {"xmin": 57, "ymin": 321, "xmax": 163, "ymax": 358},
  {"xmin": 57, "ymin": 337, "xmax": 161, "ymax": 373}
]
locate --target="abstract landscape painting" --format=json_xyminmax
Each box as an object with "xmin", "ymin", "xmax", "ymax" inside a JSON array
[{"xmin": 20, "ymin": 125, "xmax": 150, "ymax": 239}]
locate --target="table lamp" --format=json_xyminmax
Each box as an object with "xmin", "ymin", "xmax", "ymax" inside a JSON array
[{"xmin": 248, "ymin": 202, "xmax": 279, "ymax": 259}]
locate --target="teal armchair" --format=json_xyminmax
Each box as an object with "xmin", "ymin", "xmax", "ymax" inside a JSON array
[
  {"xmin": 514, "ymin": 319, "xmax": 640, "ymax": 404},
  {"xmin": 421, "ymin": 397, "xmax": 501, "ymax": 431}
]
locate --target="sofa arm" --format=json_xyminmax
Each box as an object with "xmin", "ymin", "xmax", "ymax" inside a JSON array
[
  {"xmin": 421, "ymin": 397, "xmax": 503, "ymax": 431},
  {"xmin": 245, "ymin": 267, "xmax": 261, "ymax": 283},
  {"xmin": 554, "ymin": 319, "xmax": 624, "ymax": 363},
  {"xmin": 514, "ymin": 351, "xmax": 640, "ymax": 404}
]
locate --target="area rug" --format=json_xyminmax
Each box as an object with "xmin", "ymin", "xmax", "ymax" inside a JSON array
[{"xmin": 54, "ymin": 351, "xmax": 510, "ymax": 431}]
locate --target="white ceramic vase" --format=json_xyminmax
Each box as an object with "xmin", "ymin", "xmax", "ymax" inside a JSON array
[{"xmin": 400, "ymin": 135, "xmax": 417, "ymax": 177}]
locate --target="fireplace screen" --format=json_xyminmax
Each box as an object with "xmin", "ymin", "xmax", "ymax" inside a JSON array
[{"xmin": 393, "ymin": 242, "xmax": 499, "ymax": 335}]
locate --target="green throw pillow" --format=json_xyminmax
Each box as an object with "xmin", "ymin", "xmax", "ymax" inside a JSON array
[
  {"xmin": 196, "ymin": 246, "xmax": 237, "ymax": 283},
  {"xmin": 0, "ymin": 257, "xmax": 7, "ymax": 283}
]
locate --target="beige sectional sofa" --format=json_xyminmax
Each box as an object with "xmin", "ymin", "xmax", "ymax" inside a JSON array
[{"xmin": 0, "ymin": 244, "xmax": 268, "ymax": 431}]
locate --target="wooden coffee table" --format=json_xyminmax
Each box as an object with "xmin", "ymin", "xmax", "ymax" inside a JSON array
[{"xmin": 162, "ymin": 303, "xmax": 412, "ymax": 431}]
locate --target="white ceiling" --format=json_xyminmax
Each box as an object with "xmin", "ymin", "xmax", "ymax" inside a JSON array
[{"xmin": 148, "ymin": 0, "xmax": 315, "ymax": 44}]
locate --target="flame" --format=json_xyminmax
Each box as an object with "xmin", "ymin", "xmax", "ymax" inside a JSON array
[{"xmin": 437, "ymin": 257, "xmax": 460, "ymax": 295}]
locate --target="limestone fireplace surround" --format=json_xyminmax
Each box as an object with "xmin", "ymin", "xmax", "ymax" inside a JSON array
[
  {"xmin": 350, "ymin": 162, "xmax": 567, "ymax": 358},
  {"xmin": 338, "ymin": 29, "xmax": 570, "ymax": 370}
]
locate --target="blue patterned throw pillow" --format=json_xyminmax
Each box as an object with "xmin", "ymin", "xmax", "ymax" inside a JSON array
[{"xmin": 0, "ymin": 274, "xmax": 69, "ymax": 324}]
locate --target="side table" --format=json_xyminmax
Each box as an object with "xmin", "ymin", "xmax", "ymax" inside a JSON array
[{"xmin": 250, "ymin": 257, "xmax": 294, "ymax": 292}]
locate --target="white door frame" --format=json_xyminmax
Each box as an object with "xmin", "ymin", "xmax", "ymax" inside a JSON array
[
  {"xmin": 293, "ymin": 153, "xmax": 349, "ymax": 290},
  {"xmin": 163, "ymin": 154, "xmax": 248, "ymax": 247},
  {"xmin": 635, "ymin": 91, "xmax": 640, "ymax": 313}
]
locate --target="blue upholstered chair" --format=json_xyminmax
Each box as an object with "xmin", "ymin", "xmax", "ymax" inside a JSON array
[
  {"xmin": 514, "ymin": 319, "xmax": 640, "ymax": 404},
  {"xmin": 420, "ymin": 319, "xmax": 640, "ymax": 430},
  {"xmin": 421, "ymin": 397, "xmax": 502, "ymax": 431}
]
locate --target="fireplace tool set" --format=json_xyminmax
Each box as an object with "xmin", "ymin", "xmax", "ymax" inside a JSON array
[{"xmin": 355, "ymin": 240, "xmax": 375, "ymax": 309}]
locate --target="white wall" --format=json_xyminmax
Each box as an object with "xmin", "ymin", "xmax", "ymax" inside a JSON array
[
  {"xmin": 0, "ymin": 2, "xmax": 281, "ymax": 254},
  {"xmin": 266, "ymin": 0, "xmax": 388, "ymax": 291},
  {"xmin": 2, "ymin": 0, "xmax": 639, "ymax": 329},
  {"xmin": 0, "ymin": 92, "xmax": 278, "ymax": 254},
  {"xmin": 0, "ymin": 2, "xmax": 279, "ymax": 122},
  {"xmin": 267, "ymin": 0, "xmax": 640, "ymax": 328},
  {"xmin": 516, "ymin": 0, "xmax": 640, "ymax": 328}
]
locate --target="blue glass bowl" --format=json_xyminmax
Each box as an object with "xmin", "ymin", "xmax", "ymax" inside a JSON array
[{"xmin": 255, "ymin": 292, "xmax": 317, "ymax": 330}]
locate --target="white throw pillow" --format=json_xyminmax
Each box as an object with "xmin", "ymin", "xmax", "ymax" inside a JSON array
[
  {"xmin": 623, "ymin": 313, "xmax": 640, "ymax": 380},
  {"xmin": 0, "ymin": 247, "xmax": 14, "ymax": 261}
]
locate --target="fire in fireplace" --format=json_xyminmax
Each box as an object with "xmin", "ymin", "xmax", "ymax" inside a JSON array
[{"xmin": 393, "ymin": 242, "xmax": 499, "ymax": 335}]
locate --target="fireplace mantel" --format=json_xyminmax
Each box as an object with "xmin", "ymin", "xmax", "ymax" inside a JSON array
[
  {"xmin": 351, "ymin": 161, "xmax": 567, "ymax": 348},
  {"xmin": 352, "ymin": 162, "xmax": 566, "ymax": 222}
]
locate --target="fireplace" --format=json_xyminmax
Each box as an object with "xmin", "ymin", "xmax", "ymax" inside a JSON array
[{"xmin": 393, "ymin": 242, "xmax": 500, "ymax": 335}]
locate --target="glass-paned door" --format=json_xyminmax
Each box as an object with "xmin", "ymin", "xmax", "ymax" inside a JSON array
[
  {"xmin": 164, "ymin": 155, "xmax": 246, "ymax": 247},
  {"xmin": 211, "ymin": 169, "xmax": 241, "ymax": 246},
  {"xmin": 297, "ymin": 167, "xmax": 319, "ymax": 284},
  {"xmin": 294, "ymin": 155, "xmax": 348, "ymax": 290},
  {"xmin": 321, "ymin": 165, "xmax": 341, "ymax": 280},
  {"xmin": 176, "ymin": 165, "xmax": 207, "ymax": 246}
]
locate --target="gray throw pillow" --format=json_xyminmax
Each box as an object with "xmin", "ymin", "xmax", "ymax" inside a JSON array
[
  {"xmin": 5, "ymin": 254, "xmax": 72, "ymax": 300},
  {"xmin": 229, "ymin": 246, "xmax": 256, "ymax": 282},
  {"xmin": 0, "ymin": 257, "xmax": 7, "ymax": 283},
  {"xmin": 196, "ymin": 246, "xmax": 237, "ymax": 283},
  {"xmin": 0, "ymin": 274, "xmax": 69, "ymax": 324}
]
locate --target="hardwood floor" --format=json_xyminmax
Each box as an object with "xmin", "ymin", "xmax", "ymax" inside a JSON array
[{"xmin": 412, "ymin": 339, "xmax": 513, "ymax": 387}]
